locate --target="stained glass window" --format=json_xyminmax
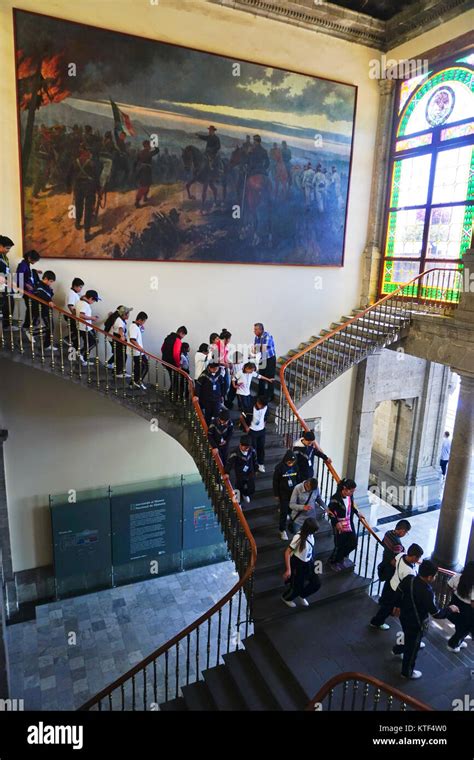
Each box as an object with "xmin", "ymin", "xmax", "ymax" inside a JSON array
[{"xmin": 381, "ymin": 51, "xmax": 474, "ymax": 303}]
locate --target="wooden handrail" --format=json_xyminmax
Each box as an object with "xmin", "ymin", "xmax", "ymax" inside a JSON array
[
  {"xmin": 306, "ymin": 672, "xmax": 433, "ymax": 711},
  {"xmin": 278, "ymin": 266, "xmax": 460, "ymax": 550}
]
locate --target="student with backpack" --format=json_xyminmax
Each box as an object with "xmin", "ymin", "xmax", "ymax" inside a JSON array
[
  {"xmin": 224, "ymin": 435, "xmax": 258, "ymax": 504},
  {"xmin": 197, "ymin": 362, "xmax": 225, "ymax": 425},
  {"xmin": 289, "ymin": 477, "xmax": 327, "ymax": 533},
  {"xmin": 208, "ymin": 409, "xmax": 234, "ymax": 466},
  {"xmin": 282, "ymin": 517, "xmax": 321, "ymax": 608},
  {"xmin": 104, "ymin": 306, "xmax": 124, "ymax": 366},
  {"xmin": 225, "ymin": 350, "xmax": 244, "ymax": 410},
  {"xmin": 274, "ymin": 450, "xmax": 299, "ymax": 541},
  {"xmin": 392, "ymin": 560, "xmax": 459, "ymax": 679},
  {"xmin": 233, "ymin": 361, "xmax": 274, "ymax": 428},
  {"xmin": 327, "ymin": 478, "xmax": 357, "ymax": 571},
  {"xmin": 376, "ymin": 520, "xmax": 412, "ymax": 584},
  {"xmin": 161, "ymin": 325, "xmax": 188, "ymax": 398},
  {"xmin": 370, "ymin": 543, "xmax": 423, "ymax": 631}
]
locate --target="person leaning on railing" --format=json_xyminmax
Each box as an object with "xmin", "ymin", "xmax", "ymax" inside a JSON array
[{"xmin": 293, "ymin": 430, "xmax": 331, "ymax": 483}]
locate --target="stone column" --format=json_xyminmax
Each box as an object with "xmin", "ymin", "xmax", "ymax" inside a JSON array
[
  {"xmin": 432, "ymin": 372, "xmax": 474, "ymax": 569},
  {"xmin": 346, "ymin": 352, "xmax": 381, "ymax": 512},
  {"xmin": 359, "ymin": 78, "xmax": 396, "ymax": 308}
]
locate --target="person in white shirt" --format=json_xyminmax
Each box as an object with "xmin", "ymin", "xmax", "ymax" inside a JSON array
[
  {"xmin": 447, "ymin": 561, "xmax": 474, "ymax": 652},
  {"xmin": 225, "ymin": 350, "xmax": 244, "ymax": 410},
  {"xmin": 128, "ymin": 311, "xmax": 148, "ymax": 390},
  {"xmin": 64, "ymin": 277, "xmax": 84, "ymax": 348},
  {"xmin": 370, "ymin": 544, "xmax": 423, "ymax": 630},
  {"xmin": 282, "ymin": 517, "xmax": 321, "ymax": 608},
  {"xmin": 439, "ymin": 431, "xmax": 451, "ymax": 478},
  {"xmin": 112, "ymin": 305, "xmax": 133, "ymax": 378},
  {"xmin": 248, "ymin": 396, "xmax": 268, "ymax": 472},
  {"xmin": 75, "ymin": 289, "xmax": 101, "ymax": 365},
  {"xmin": 232, "ymin": 361, "xmax": 274, "ymax": 427},
  {"xmin": 194, "ymin": 343, "xmax": 209, "ymax": 380}
]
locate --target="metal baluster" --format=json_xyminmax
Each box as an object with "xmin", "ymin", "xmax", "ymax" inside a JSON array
[
  {"xmin": 327, "ymin": 688, "xmax": 333, "ymax": 711},
  {"xmin": 165, "ymin": 650, "xmax": 169, "ymax": 703},
  {"xmin": 216, "ymin": 608, "xmax": 222, "ymax": 665},
  {"xmin": 175, "ymin": 641, "xmax": 180, "ymax": 699},
  {"xmin": 340, "ymin": 680, "xmax": 349, "ymax": 710},
  {"xmin": 108, "ymin": 693, "xmax": 112, "ymax": 711},
  {"xmin": 374, "ymin": 687, "xmax": 381, "ymax": 711},
  {"xmin": 132, "ymin": 674, "xmax": 136, "ymax": 711},
  {"xmin": 362, "ymin": 683, "xmax": 369, "ymax": 711},
  {"xmin": 206, "ymin": 617, "xmax": 211, "ymax": 670},
  {"xmin": 185, "ymin": 634, "xmax": 191, "ymax": 686},
  {"xmin": 351, "ymin": 681, "xmax": 359, "ymax": 711},
  {"xmin": 387, "ymin": 695, "xmax": 393, "ymax": 712},
  {"xmin": 143, "ymin": 667, "xmax": 147, "ymax": 711},
  {"xmin": 196, "ymin": 626, "xmax": 200, "ymax": 683},
  {"xmin": 121, "ymin": 684, "xmax": 125, "ymax": 711},
  {"xmin": 153, "ymin": 659, "xmax": 157, "ymax": 705}
]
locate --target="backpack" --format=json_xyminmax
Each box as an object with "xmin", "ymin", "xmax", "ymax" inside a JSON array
[
  {"xmin": 377, "ymin": 560, "xmax": 395, "ymax": 582},
  {"xmin": 161, "ymin": 332, "xmax": 176, "ymax": 363}
]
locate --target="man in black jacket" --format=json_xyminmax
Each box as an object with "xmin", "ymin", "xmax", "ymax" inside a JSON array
[
  {"xmin": 208, "ymin": 409, "xmax": 234, "ymax": 466},
  {"xmin": 161, "ymin": 325, "xmax": 187, "ymax": 398},
  {"xmin": 392, "ymin": 559, "xmax": 459, "ymax": 679},
  {"xmin": 0, "ymin": 235, "xmax": 14, "ymax": 331},
  {"xmin": 197, "ymin": 363, "xmax": 225, "ymax": 425},
  {"xmin": 273, "ymin": 450, "xmax": 299, "ymax": 541},
  {"xmin": 293, "ymin": 430, "xmax": 331, "ymax": 482},
  {"xmin": 225, "ymin": 435, "xmax": 258, "ymax": 504}
]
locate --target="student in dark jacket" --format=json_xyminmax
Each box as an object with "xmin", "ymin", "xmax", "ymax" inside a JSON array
[
  {"xmin": 161, "ymin": 325, "xmax": 187, "ymax": 397},
  {"xmin": 392, "ymin": 559, "xmax": 459, "ymax": 680},
  {"xmin": 23, "ymin": 271, "xmax": 57, "ymax": 351},
  {"xmin": 16, "ymin": 249, "xmax": 41, "ymax": 328},
  {"xmin": 328, "ymin": 478, "xmax": 357, "ymax": 571},
  {"xmin": 282, "ymin": 517, "xmax": 321, "ymax": 608},
  {"xmin": 225, "ymin": 435, "xmax": 258, "ymax": 504},
  {"xmin": 274, "ymin": 451, "xmax": 299, "ymax": 541},
  {"xmin": 197, "ymin": 363, "xmax": 225, "ymax": 425},
  {"xmin": 293, "ymin": 430, "xmax": 331, "ymax": 482},
  {"xmin": 208, "ymin": 409, "xmax": 234, "ymax": 466},
  {"xmin": 370, "ymin": 543, "xmax": 423, "ymax": 631},
  {"xmin": 446, "ymin": 561, "xmax": 474, "ymax": 652}
]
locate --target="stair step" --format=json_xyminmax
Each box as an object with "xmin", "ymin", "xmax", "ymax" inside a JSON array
[
  {"xmin": 159, "ymin": 696, "xmax": 188, "ymax": 711},
  {"xmin": 223, "ymin": 649, "xmax": 280, "ymax": 711},
  {"xmin": 254, "ymin": 531, "xmax": 336, "ymax": 573},
  {"xmin": 252, "ymin": 573, "xmax": 372, "ymax": 624},
  {"xmin": 242, "ymin": 634, "xmax": 307, "ymax": 711},
  {"xmin": 181, "ymin": 680, "xmax": 216, "ymax": 711},
  {"xmin": 254, "ymin": 556, "xmax": 353, "ymax": 598},
  {"xmin": 202, "ymin": 664, "xmax": 247, "ymax": 711}
]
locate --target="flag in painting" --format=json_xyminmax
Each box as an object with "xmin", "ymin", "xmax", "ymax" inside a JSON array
[{"xmin": 110, "ymin": 99, "xmax": 135, "ymax": 136}]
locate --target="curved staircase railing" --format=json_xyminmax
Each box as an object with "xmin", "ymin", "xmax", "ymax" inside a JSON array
[
  {"xmin": 0, "ymin": 287, "xmax": 257, "ymax": 710},
  {"xmin": 278, "ymin": 266, "xmax": 461, "ymax": 593},
  {"xmin": 306, "ymin": 672, "xmax": 433, "ymax": 711},
  {"xmin": 0, "ymin": 264, "xmax": 460, "ymax": 710}
]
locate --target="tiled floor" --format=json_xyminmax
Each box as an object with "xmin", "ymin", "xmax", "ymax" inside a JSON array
[{"xmin": 7, "ymin": 560, "xmax": 237, "ymax": 711}]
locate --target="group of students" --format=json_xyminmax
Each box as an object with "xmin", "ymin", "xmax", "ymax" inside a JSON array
[
  {"xmin": 0, "ymin": 239, "xmax": 149, "ymax": 389},
  {"xmin": 369, "ymin": 519, "xmax": 474, "ymax": 679}
]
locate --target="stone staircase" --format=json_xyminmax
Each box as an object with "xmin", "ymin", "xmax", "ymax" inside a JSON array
[{"xmin": 1, "ymin": 297, "xmax": 440, "ymax": 711}]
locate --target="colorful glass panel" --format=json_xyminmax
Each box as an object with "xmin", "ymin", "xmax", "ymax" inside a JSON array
[
  {"xmin": 396, "ymin": 133, "xmax": 432, "ymax": 152},
  {"xmin": 432, "ymin": 145, "xmax": 474, "ymax": 204},
  {"xmin": 399, "ymin": 72, "xmax": 430, "ymax": 114},
  {"xmin": 427, "ymin": 205, "xmax": 473, "ymax": 259},
  {"xmin": 441, "ymin": 123, "xmax": 474, "ymax": 141},
  {"xmin": 385, "ymin": 209, "xmax": 426, "ymax": 257},
  {"xmin": 398, "ymin": 68, "xmax": 474, "ymax": 137},
  {"xmin": 389, "ymin": 155, "xmax": 431, "ymax": 208}
]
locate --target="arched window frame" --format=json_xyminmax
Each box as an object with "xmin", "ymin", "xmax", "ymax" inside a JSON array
[{"xmin": 378, "ymin": 50, "xmax": 474, "ymax": 303}]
